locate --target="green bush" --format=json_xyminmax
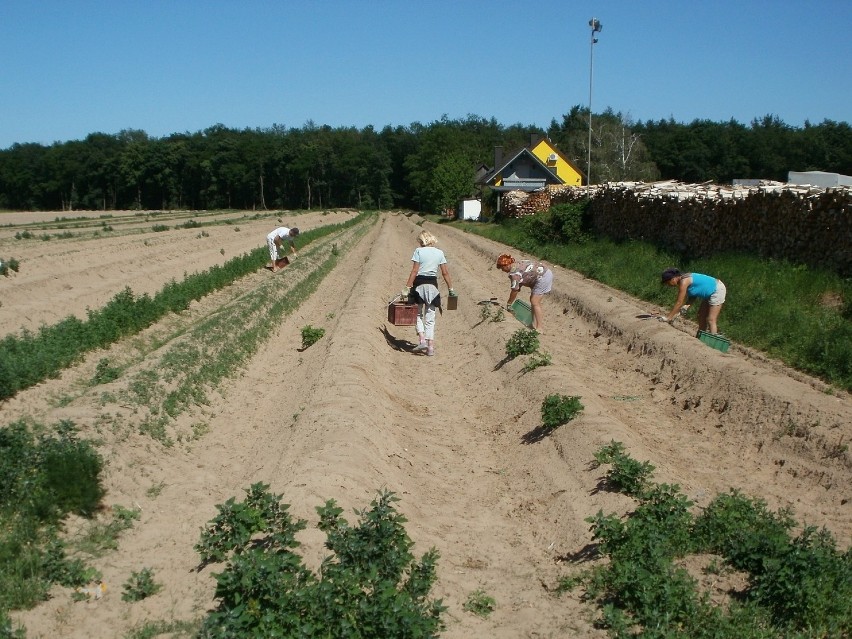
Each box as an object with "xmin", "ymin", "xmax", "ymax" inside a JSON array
[
  {"xmin": 576, "ymin": 445, "xmax": 852, "ymax": 637},
  {"xmin": 122, "ymin": 568, "xmax": 161, "ymax": 602},
  {"xmin": 593, "ymin": 440, "xmax": 656, "ymax": 497},
  {"xmin": 300, "ymin": 325, "xmax": 325, "ymax": 349},
  {"xmin": 505, "ymin": 328, "xmax": 540, "ymax": 359},
  {"xmin": 540, "ymin": 394, "xmax": 583, "ymax": 430},
  {"xmin": 196, "ymin": 484, "xmax": 445, "ymax": 638}
]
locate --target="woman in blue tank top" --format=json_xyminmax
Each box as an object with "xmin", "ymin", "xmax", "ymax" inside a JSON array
[{"xmin": 659, "ymin": 268, "xmax": 727, "ymax": 335}]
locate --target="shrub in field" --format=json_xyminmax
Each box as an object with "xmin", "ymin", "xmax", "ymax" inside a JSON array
[
  {"xmin": 0, "ymin": 420, "xmax": 105, "ymax": 620},
  {"xmin": 151, "ymin": 224, "xmax": 169, "ymax": 232},
  {"xmin": 523, "ymin": 350, "xmax": 551, "ymax": 372},
  {"xmin": 0, "ymin": 257, "xmax": 19, "ymax": 276},
  {"xmin": 571, "ymin": 444, "xmax": 852, "ymax": 638},
  {"xmin": 592, "ymin": 440, "xmax": 655, "ymax": 496},
  {"xmin": 196, "ymin": 484, "xmax": 445, "ymax": 638},
  {"xmin": 540, "ymin": 394, "xmax": 583, "ymax": 430},
  {"xmin": 505, "ymin": 328, "xmax": 539, "ymax": 359},
  {"xmin": 122, "ymin": 568, "xmax": 161, "ymax": 602},
  {"xmin": 300, "ymin": 325, "xmax": 325, "ymax": 349},
  {"xmin": 463, "ymin": 589, "xmax": 496, "ymax": 617}
]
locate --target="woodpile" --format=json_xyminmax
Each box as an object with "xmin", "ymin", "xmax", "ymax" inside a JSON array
[
  {"xmin": 501, "ymin": 190, "xmax": 551, "ymax": 217},
  {"xmin": 547, "ymin": 180, "xmax": 852, "ymax": 275}
]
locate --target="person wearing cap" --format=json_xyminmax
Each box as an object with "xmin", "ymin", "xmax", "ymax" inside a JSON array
[
  {"xmin": 266, "ymin": 226, "xmax": 299, "ymax": 272},
  {"xmin": 496, "ymin": 253, "xmax": 553, "ymax": 331},
  {"xmin": 659, "ymin": 268, "xmax": 727, "ymax": 334}
]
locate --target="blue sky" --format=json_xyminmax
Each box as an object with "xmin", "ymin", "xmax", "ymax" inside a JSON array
[{"xmin": 1, "ymin": 0, "xmax": 850, "ymax": 150}]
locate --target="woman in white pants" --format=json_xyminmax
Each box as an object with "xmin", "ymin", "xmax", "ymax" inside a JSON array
[{"xmin": 403, "ymin": 230, "xmax": 454, "ymax": 357}]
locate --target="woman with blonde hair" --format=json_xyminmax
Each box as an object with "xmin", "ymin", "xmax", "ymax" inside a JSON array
[
  {"xmin": 496, "ymin": 253, "xmax": 553, "ymax": 331},
  {"xmin": 402, "ymin": 230, "xmax": 454, "ymax": 356}
]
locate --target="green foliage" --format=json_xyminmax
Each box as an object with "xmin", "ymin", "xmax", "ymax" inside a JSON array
[
  {"xmin": 505, "ymin": 328, "xmax": 540, "ymax": 359},
  {"xmin": 593, "ymin": 441, "xmax": 655, "ymax": 496},
  {"xmin": 151, "ymin": 224, "xmax": 169, "ymax": 232},
  {"xmin": 0, "ymin": 257, "xmax": 19, "ymax": 276},
  {"xmin": 122, "ymin": 568, "xmax": 162, "ymax": 602},
  {"xmin": 196, "ymin": 485, "xmax": 445, "ymax": 638},
  {"xmin": 92, "ymin": 358, "xmax": 121, "ymax": 385},
  {"xmin": 540, "ymin": 394, "xmax": 583, "ymax": 430},
  {"xmin": 576, "ymin": 444, "xmax": 852, "ymax": 637},
  {"xmin": 522, "ymin": 349, "xmax": 552, "ymax": 372},
  {"xmin": 522, "ymin": 203, "xmax": 589, "ymax": 245},
  {"xmin": 0, "ymin": 420, "xmax": 106, "ymax": 623},
  {"xmin": 300, "ymin": 324, "xmax": 325, "ymax": 349},
  {"xmin": 463, "ymin": 589, "xmax": 496, "ymax": 617}
]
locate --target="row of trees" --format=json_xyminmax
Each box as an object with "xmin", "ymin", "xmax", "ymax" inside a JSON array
[{"xmin": 1, "ymin": 110, "xmax": 849, "ymax": 213}]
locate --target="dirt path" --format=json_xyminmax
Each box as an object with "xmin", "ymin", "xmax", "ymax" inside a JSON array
[{"xmin": 4, "ymin": 212, "xmax": 851, "ymax": 638}]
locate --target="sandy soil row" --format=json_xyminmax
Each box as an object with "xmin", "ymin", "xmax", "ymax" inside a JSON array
[{"xmin": 3, "ymin": 211, "xmax": 850, "ymax": 638}]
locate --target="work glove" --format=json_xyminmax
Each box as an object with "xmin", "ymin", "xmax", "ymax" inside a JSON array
[
  {"xmin": 448, "ymin": 288, "xmax": 457, "ymax": 297},
  {"xmin": 657, "ymin": 315, "xmax": 671, "ymax": 323},
  {"xmin": 679, "ymin": 304, "xmax": 691, "ymax": 316},
  {"xmin": 401, "ymin": 286, "xmax": 410, "ymax": 299}
]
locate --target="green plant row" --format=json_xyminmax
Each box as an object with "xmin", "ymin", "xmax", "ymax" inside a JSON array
[
  {"xmin": 570, "ymin": 442, "xmax": 852, "ymax": 637},
  {"xmin": 0, "ymin": 419, "xmax": 105, "ymax": 625},
  {"xmin": 195, "ymin": 484, "xmax": 445, "ymax": 638},
  {"xmin": 122, "ymin": 220, "xmax": 371, "ymax": 444},
  {"xmin": 0, "ymin": 212, "xmax": 371, "ymax": 401},
  {"xmin": 454, "ymin": 205, "xmax": 852, "ymax": 391}
]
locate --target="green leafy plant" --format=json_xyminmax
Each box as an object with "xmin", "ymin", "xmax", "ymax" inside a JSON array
[
  {"xmin": 195, "ymin": 484, "xmax": 445, "ymax": 638},
  {"xmin": 122, "ymin": 568, "xmax": 162, "ymax": 602},
  {"xmin": 523, "ymin": 350, "xmax": 551, "ymax": 372},
  {"xmin": 491, "ymin": 307, "xmax": 505, "ymax": 322},
  {"xmin": 593, "ymin": 441, "xmax": 655, "ymax": 496},
  {"xmin": 0, "ymin": 257, "xmax": 19, "ymax": 276},
  {"xmin": 575, "ymin": 446, "xmax": 852, "ymax": 638},
  {"xmin": 463, "ymin": 589, "xmax": 496, "ymax": 617},
  {"xmin": 92, "ymin": 358, "xmax": 121, "ymax": 385},
  {"xmin": 300, "ymin": 325, "xmax": 325, "ymax": 349},
  {"xmin": 505, "ymin": 328, "xmax": 540, "ymax": 359},
  {"xmin": 540, "ymin": 394, "xmax": 583, "ymax": 430}
]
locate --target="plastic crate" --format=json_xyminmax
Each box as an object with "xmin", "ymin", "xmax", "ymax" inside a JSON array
[
  {"xmin": 387, "ymin": 302, "xmax": 419, "ymax": 326},
  {"xmin": 446, "ymin": 293, "xmax": 458, "ymax": 310},
  {"xmin": 697, "ymin": 330, "xmax": 731, "ymax": 353},
  {"xmin": 510, "ymin": 299, "xmax": 534, "ymax": 327}
]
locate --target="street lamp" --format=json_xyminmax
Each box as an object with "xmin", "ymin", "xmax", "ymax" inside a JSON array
[{"xmin": 588, "ymin": 17, "xmax": 602, "ymax": 186}]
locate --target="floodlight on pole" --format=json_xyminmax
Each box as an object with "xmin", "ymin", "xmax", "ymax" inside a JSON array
[{"xmin": 587, "ymin": 17, "xmax": 602, "ymax": 187}]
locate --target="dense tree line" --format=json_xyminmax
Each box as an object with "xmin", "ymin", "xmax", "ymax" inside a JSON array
[{"xmin": 1, "ymin": 110, "xmax": 849, "ymax": 213}]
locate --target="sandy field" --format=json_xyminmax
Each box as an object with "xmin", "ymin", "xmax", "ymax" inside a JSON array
[{"xmin": 1, "ymin": 209, "xmax": 850, "ymax": 638}]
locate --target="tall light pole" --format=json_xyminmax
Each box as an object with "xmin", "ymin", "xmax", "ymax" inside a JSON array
[{"xmin": 587, "ymin": 17, "xmax": 602, "ymax": 186}]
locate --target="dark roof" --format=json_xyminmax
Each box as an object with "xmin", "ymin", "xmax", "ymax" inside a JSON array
[{"xmin": 479, "ymin": 147, "xmax": 564, "ymax": 188}]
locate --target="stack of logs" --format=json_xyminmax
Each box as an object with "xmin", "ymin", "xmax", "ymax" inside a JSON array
[
  {"xmin": 526, "ymin": 180, "xmax": 852, "ymax": 276},
  {"xmin": 501, "ymin": 190, "xmax": 552, "ymax": 217}
]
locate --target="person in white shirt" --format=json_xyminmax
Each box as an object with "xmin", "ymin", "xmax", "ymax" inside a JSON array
[
  {"xmin": 403, "ymin": 230, "xmax": 454, "ymax": 357},
  {"xmin": 266, "ymin": 226, "xmax": 299, "ymax": 272}
]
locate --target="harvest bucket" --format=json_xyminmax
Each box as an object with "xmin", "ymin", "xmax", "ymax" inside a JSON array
[
  {"xmin": 446, "ymin": 292, "xmax": 458, "ymax": 310},
  {"xmin": 697, "ymin": 330, "xmax": 731, "ymax": 353},
  {"xmin": 510, "ymin": 299, "xmax": 534, "ymax": 327}
]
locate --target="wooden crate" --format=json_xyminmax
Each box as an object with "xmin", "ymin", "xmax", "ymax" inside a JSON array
[{"xmin": 387, "ymin": 302, "xmax": 419, "ymax": 326}]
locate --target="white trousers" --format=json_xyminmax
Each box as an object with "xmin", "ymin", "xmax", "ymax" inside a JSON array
[{"xmin": 416, "ymin": 304, "xmax": 437, "ymax": 340}]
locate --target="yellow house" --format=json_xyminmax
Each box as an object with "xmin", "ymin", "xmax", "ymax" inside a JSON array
[
  {"xmin": 529, "ymin": 137, "xmax": 583, "ymax": 187},
  {"xmin": 476, "ymin": 134, "xmax": 584, "ymax": 216},
  {"xmin": 479, "ymin": 134, "xmax": 584, "ymax": 192}
]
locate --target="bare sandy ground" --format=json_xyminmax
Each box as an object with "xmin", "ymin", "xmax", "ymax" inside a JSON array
[{"xmin": 2, "ymin": 210, "xmax": 850, "ymax": 638}]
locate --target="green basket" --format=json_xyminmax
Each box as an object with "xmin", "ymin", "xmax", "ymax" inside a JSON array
[
  {"xmin": 510, "ymin": 299, "xmax": 534, "ymax": 327},
  {"xmin": 697, "ymin": 330, "xmax": 731, "ymax": 353}
]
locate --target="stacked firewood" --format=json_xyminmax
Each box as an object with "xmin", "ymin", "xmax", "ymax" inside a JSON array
[
  {"xmin": 501, "ymin": 190, "xmax": 551, "ymax": 217},
  {"xmin": 547, "ymin": 180, "xmax": 852, "ymax": 275}
]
